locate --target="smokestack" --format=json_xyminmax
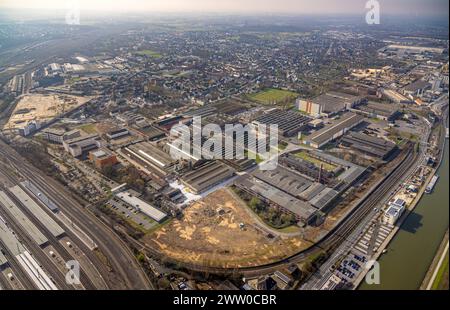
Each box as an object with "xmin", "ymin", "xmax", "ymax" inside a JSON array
[{"xmin": 318, "ymin": 163, "xmax": 323, "ymax": 184}]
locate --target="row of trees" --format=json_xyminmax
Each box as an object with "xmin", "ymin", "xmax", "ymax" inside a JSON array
[
  {"xmin": 102, "ymin": 165, "xmax": 146, "ymax": 193},
  {"xmin": 248, "ymin": 196, "xmax": 297, "ymax": 229}
]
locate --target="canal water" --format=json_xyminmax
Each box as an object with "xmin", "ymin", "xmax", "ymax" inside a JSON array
[{"xmin": 360, "ymin": 132, "xmax": 449, "ymax": 290}]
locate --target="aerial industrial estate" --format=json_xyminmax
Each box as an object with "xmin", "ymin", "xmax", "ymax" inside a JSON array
[{"xmin": 0, "ymin": 1, "xmax": 448, "ymax": 297}]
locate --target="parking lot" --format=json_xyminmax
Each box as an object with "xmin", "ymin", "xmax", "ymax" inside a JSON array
[
  {"xmin": 108, "ymin": 199, "xmax": 158, "ymax": 232},
  {"xmin": 327, "ymin": 218, "xmax": 394, "ymax": 285},
  {"xmin": 354, "ymin": 220, "xmax": 394, "ymax": 256}
]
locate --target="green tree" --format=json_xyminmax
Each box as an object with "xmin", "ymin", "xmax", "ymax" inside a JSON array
[
  {"xmin": 249, "ymin": 197, "xmax": 261, "ymax": 209},
  {"xmin": 136, "ymin": 252, "xmax": 146, "ymax": 263}
]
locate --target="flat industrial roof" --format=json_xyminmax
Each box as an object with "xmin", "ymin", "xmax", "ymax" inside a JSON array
[
  {"xmin": 91, "ymin": 150, "xmax": 107, "ymax": 157},
  {"xmin": 299, "ymin": 183, "xmax": 326, "ymax": 201},
  {"xmin": 300, "ymin": 150, "xmax": 366, "ymax": 186},
  {"xmin": 403, "ymin": 80, "xmax": 430, "ymax": 92},
  {"xmin": 107, "ymin": 128, "xmax": 129, "ymax": 135},
  {"xmin": 116, "ymin": 191, "xmax": 167, "ymax": 222},
  {"xmin": 341, "ymin": 132, "xmax": 397, "ymax": 158},
  {"xmin": 358, "ymin": 101, "xmax": 399, "ymax": 117},
  {"xmin": 42, "ymin": 128, "xmax": 65, "ymax": 136},
  {"xmin": 126, "ymin": 142, "xmax": 174, "ymax": 168},
  {"xmin": 64, "ymin": 133, "xmax": 99, "ymax": 145},
  {"xmin": 309, "ymin": 187, "xmax": 339, "ymax": 209},
  {"xmin": 183, "ymin": 106, "xmax": 217, "ymax": 117},
  {"xmin": 134, "ymin": 125, "xmax": 165, "ymax": 140},
  {"xmin": 21, "ymin": 181, "xmax": 58, "ymax": 212},
  {"xmin": 312, "ymin": 92, "xmax": 362, "ymax": 114},
  {"xmin": 338, "ymin": 166, "xmax": 366, "ymax": 185},
  {"xmin": 252, "ymin": 166, "xmax": 313, "ymax": 198},
  {"xmin": 306, "ymin": 112, "xmax": 364, "ymax": 146},
  {"xmin": 252, "ymin": 163, "xmax": 340, "ymax": 210},
  {"xmin": 9, "ymin": 186, "xmax": 65, "ymax": 238},
  {"xmin": 181, "ymin": 161, "xmax": 235, "ymax": 193},
  {"xmin": 0, "ymin": 218, "xmax": 26, "ymax": 256},
  {"xmin": 385, "ymin": 204, "xmax": 404, "ymax": 217},
  {"xmin": 255, "ymin": 110, "xmax": 311, "ymax": 136},
  {"xmin": 382, "ymin": 89, "xmax": 410, "ymax": 102},
  {"xmin": 235, "ymin": 175, "xmax": 318, "ymax": 221},
  {"xmin": 0, "ymin": 191, "xmax": 48, "ymax": 246}
]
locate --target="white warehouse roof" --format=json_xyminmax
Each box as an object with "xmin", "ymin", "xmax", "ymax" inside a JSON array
[{"xmin": 116, "ymin": 191, "xmax": 167, "ymax": 222}]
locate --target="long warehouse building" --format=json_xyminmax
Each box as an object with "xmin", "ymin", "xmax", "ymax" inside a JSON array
[
  {"xmin": 253, "ymin": 110, "xmax": 311, "ymax": 137},
  {"xmin": 340, "ymin": 132, "xmax": 398, "ymax": 160},
  {"xmin": 115, "ymin": 191, "xmax": 168, "ymax": 223},
  {"xmin": 123, "ymin": 141, "xmax": 176, "ymax": 177},
  {"xmin": 0, "ymin": 191, "xmax": 48, "ymax": 246},
  {"xmin": 234, "ymin": 175, "xmax": 318, "ymax": 224},
  {"xmin": 303, "ymin": 112, "xmax": 364, "ymax": 149},
  {"xmin": 181, "ymin": 161, "xmax": 236, "ymax": 194},
  {"xmin": 0, "ymin": 217, "xmax": 27, "ymax": 257},
  {"xmin": 21, "ymin": 181, "xmax": 59, "ymax": 212},
  {"xmin": 252, "ymin": 165, "xmax": 340, "ymax": 211},
  {"xmin": 8, "ymin": 186, "xmax": 65, "ymax": 238}
]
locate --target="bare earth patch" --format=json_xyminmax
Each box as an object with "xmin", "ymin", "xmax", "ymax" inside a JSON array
[
  {"xmin": 5, "ymin": 94, "xmax": 92, "ymax": 129},
  {"xmin": 145, "ymin": 188, "xmax": 312, "ymax": 268}
]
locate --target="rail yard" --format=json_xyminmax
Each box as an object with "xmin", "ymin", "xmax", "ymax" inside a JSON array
[{"xmin": 0, "ymin": 4, "xmax": 448, "ymax": 295}]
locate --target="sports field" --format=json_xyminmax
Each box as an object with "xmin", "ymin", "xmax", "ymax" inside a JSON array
[{"xmin": 248, "ymin": 88, "xmax": 298, "ymax": 105}]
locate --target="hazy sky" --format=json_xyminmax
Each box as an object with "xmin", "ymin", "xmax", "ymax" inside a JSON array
[{"xmin": 0, "ymin": 0, "xmax": 448, "ymax": 16}]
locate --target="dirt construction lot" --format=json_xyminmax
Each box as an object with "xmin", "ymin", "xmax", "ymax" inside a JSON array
[
  {"xmin": 145, "ymin": 188, "xmax": 312, "ymax": 268},
  {"xmin": 5, "ymin": 94, "xmax": 92, "ymax": 129}
]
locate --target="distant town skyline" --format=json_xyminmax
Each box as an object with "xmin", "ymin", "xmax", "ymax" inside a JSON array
[{"xmin": 0, "ymin": 0, "xmax": 448, "ymax": 17}]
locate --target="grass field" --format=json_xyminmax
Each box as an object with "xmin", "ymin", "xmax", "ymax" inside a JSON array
[
  {"xmin": 387, "ymin": 128, "xmax": 418, "ymax": 146},
  {"xmin": 136, "ymin": 50, "xmax": 163, "ymax": 58},
  {"xmin": 79, "ymin": 123, "xmax": 97, "ymax": 134},
  {"xmin": 247, "ymin": 88, "xmax": 298, "ymax": 105},
  {"xmin": 294, "ymin": 151, "xmax": 337, "ymax": 171},
  {"xmin": 432, "ymin": 252, "xmax": 449, "ymax": 290},
  {"xmin": 68, "ymin": 77, "xmax": 81, "ymax": 84},
  {"xmin": 278, "ymin": 142, "xmax": 288, "ymax": 151}
]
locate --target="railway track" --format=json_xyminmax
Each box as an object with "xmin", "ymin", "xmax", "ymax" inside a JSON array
[
  {"xmin": 26, "ymin": 174, "xmax": 150, "ymax": 289},
  {"xmin": 0, "ymin": 271, "xmax": 12, "ymax": 290},
  {"xmin": 0, "ymin": 193, "xmax": 72, "ymax": 290},
  {"xmin": 0, "ymin": 138, "xmax": 417, "ymax": 281},
  {"xmin": 0, "ymin": 158, "xmax": 130, "ymax": 289},
  {"xmin": 128, "ymin": 144, "xmax": 417, "ymax": 277},
  {"xmin": 0, "ymin": 239, "xmax": 37, "ymax": 290},
  {"xmin": 2, "ymin": 186, "xmax": 97, "ymax": 290},
  {"xmin": 0, "ymin": 142, "xmax": 153, "ymax": 290},
  {"xmin": 316, "ymin": 145, "xmax": 416, "ymax": 252}
]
